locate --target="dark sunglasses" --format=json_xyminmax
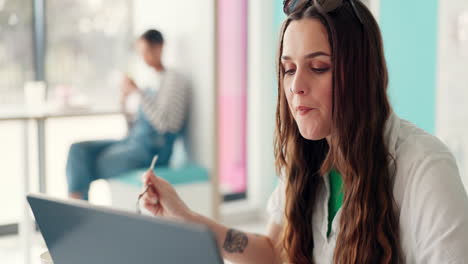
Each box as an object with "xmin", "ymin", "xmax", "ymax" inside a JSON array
[{"xmin": 283, "ymin": 0, "xmax": 363, "ymax": 25}]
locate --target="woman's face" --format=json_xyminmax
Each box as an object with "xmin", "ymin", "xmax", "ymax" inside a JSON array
[{"xmin": 281, "ymin": 18, "xmax": 333, "ymax": 141}]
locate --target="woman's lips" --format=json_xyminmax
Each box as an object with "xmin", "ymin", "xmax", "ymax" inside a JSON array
[{"xmin": 296, "ymin": 106, "xmax": 314, "ymax": 116}]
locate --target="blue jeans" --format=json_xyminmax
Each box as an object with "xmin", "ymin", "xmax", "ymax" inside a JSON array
[{"xmin": 66, "ymin": 139, "xmax": 161, "ymax": 200}]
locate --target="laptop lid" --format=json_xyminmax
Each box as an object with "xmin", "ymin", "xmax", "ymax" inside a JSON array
[{"xmin": 27, "ymin": 194, "xmax": 224, "ymax": 264}]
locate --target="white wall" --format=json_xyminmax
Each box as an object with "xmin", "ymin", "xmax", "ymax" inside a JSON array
[
  {"xmin": 247, "ymin": 0, "xmax": 278, "ymax": 209},
  {"xmin": 436, "ymin": 0, "xmax": 468, "ymax": 188},
  {"xmin": 133, "ymin": 0, "xmax": 216, "ymax": 170}
]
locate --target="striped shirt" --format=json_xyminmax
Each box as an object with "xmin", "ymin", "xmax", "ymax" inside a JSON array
[{"xmin": 125, "ymin": 69, "xmax": 190, "ymax": 134}]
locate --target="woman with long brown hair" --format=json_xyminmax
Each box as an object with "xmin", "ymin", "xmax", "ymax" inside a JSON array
[{"xmin": 141, "ymin": 0, "xmax": 468, "ymax": 263}]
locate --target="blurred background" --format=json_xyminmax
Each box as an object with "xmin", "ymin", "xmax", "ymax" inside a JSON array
[{"xmin": 0, "ymin": 0, "xmax": 467, "ymax": 263}]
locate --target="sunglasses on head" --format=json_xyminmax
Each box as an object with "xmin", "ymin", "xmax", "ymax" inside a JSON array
[{"xmin": 282, "ymin": 0, "xmax": 363, "ymax": 24}]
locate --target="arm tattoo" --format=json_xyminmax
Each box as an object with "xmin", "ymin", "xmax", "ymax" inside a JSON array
[{"xmin": 223, "ymin": 229, "xmax": 248, "ymax": 254}]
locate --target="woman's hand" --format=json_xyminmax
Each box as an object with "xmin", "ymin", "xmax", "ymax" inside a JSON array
[
  {"xmin": 142, "ymin": 171, "xmax": 282, "ymax": 264},
  {"xmin": 141, "ymin": 170, "xmax": 194, "ymax": 221}
]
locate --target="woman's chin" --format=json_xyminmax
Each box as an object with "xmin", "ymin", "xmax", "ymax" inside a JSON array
[
  {"xmin": 298, "ymin": 128, "xmax": 327, "ymax": 141},
  {"xmin": 302, "ymin": 135, "xmax": 325, "ymax": 141}
]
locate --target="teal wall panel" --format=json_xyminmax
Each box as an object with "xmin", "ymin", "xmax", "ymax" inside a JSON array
[
  {"xmin": 380, "ymin": 0, "xmax": 438, "ymax": 134},
  {"xmin": 274, "ymin": 0, "xmax": 286, "ymax": 37}
]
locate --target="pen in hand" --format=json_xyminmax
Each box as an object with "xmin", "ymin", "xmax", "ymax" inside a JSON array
[{"xmin": 136, "ymin": 155, "xmax": 159, "ymax": 214}]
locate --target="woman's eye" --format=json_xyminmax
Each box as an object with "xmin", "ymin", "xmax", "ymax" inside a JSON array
[
  {"xmin": 312, "ymin": 67, "xmax": 330, "ymax": 73},
  {"xmin": 284, "ymin": 69, "xmax": 296, "ymax": 75}
]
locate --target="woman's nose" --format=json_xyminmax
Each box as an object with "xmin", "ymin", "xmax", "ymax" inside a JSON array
[{"xmin": 290, "ymin": 71, "xmax": 308, "ymax": 95}]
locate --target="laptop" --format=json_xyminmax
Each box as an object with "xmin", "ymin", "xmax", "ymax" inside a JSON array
[{"xmin": 27, "ymin": 194, "xmax": 224, "ymax": 264}]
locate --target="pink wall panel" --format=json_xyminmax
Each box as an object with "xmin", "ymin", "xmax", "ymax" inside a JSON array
[{"xmin": 217, "ymin": 0, "xmax": 247, "ymax": 193}]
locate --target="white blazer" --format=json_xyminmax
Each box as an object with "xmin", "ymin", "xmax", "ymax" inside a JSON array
[{"xmin": 267, "ymin": 113, "xmax": 468, "ymax": 263}]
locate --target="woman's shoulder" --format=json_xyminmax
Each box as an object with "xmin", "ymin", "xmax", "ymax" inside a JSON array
[
  {"xmin": 393, "ymin": 115, "xmax": 457, "ymax": 175},
  {"xmin": 391, "ymin": 115, "xmax": 461, "ymax": 202},
  {"xmin": 395, "ymin": 118, "xmax": 451, "ymax": 157},
  {"xmin": 390, "ymin": 117, "xmax": 468, "ymax": 262}
]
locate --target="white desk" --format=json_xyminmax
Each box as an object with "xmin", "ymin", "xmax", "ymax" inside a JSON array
[{"xmin": 0, "ymin": 104, "xmax": 122, "ymax": 264}]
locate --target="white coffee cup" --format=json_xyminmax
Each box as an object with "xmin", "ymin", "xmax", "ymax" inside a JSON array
[{"xmin": 40, "ymin": 251, "xmax": 53, "ymax": 264}]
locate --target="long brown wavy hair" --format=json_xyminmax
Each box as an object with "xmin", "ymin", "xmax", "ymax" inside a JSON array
[{"xmin": 274, "ymin": 1, "xmax": 401, "ymax": 263}]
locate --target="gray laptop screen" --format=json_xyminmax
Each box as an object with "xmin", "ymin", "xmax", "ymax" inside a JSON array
[{"xmin": 28, "ymin": 194, "xmax": 224, "ymax": 264}]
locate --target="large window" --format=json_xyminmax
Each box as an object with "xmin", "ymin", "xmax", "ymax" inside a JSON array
[
  {"xmin": 0, "ymin": 0, "xmax": 34, "ymax": 105},
  {"xmin": 46, "ymin": 0, "xmax": 132, "ymax": 107},
  {"xmin": 0, "ymin": 0, "xmax": 133, "ymax": 235}
]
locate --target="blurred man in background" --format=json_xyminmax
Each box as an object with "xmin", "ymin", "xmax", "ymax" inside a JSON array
[{"xmin": 66, "ymin": 29, "xmax": 190, "ymax": 200}]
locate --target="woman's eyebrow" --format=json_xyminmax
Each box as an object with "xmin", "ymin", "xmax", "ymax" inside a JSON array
[{"xmin": 281, "ymin": 51, "xmax": 331, "ymax": 61}]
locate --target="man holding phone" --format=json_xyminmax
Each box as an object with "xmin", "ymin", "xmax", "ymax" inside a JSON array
[{"xmin": 66, "ymin": 29, "xmax": 190, "ymax": 200}]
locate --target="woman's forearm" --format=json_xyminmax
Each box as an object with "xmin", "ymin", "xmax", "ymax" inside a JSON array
[
  {"xmin": 141, "ymin": 172, "xmax": 282, "ymax": 263},
  {"xmin": 186, "ymin": 212, "xmax": 282, "ymax": 264}
]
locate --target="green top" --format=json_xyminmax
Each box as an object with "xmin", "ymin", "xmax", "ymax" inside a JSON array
[{"xmin": 327, "ymin": 169, "xmax": 344, "ymax": 237}]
